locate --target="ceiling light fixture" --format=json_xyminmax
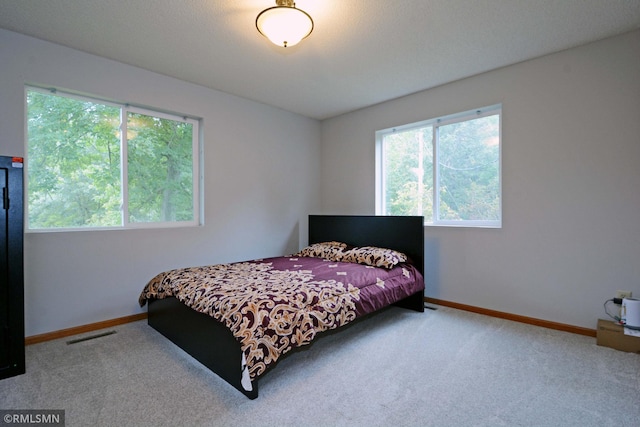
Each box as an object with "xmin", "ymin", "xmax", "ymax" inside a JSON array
[{"xmin": 256, "ymin": 0, "xmax": 314, "ymax": 48}]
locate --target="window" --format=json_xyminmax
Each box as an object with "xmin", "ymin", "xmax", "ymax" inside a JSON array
[
  {"xmin": 376, "ymin": 105, "xmax": 501, "ymax": 227},
  {"xmin": 26, "ymin": 87, "xmax": 200, "ymax": 231}
]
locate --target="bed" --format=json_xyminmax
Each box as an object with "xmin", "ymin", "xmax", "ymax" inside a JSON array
[{"xmin": 139, "ymin": 215, "xmax": 425, "ymax": 399}]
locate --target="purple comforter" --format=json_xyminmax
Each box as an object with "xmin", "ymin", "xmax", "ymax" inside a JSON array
[{"xmin": 139, "ymin": 256, "xmax": 424, "ymax": 380}]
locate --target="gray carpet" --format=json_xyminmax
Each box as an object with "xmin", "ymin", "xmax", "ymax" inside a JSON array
[{"xmin": 1, "ymin": 305, "xmax": 639, "ymax": 426}]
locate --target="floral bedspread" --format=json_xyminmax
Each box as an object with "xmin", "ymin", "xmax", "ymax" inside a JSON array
[{"xmin": 138, "ymin": 256, "xmax": 424, "ymax": 381}]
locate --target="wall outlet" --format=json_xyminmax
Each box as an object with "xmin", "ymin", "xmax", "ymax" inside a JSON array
[{"xmin": 615, "ymin": 290, "xmax": 633, "ymax": 299}]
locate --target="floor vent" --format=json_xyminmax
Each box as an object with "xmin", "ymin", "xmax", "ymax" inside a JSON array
[{"xmin": 67, "ymin": 330, "xmax": 116, "ymax": 345}]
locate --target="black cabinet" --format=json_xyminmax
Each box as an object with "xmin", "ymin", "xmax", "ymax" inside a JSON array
[{"xmin": 0, "ymin": 155, "xmax": 25, "ymax": 380}]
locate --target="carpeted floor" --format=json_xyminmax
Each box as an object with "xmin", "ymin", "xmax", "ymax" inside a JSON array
[{"xmin": 1, "ymin": 305, "xmax": 639, "ymax": 426}]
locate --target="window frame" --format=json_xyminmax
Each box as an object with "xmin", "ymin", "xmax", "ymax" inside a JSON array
[
  {"xmin": 25, "ymin": 85, "xmax": 202, "ymax": 232},
  {"xmin": 376, "ymin": 104, "xmax": 502, "ymax": 228}
]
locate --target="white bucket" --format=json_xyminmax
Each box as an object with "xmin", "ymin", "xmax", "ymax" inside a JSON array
[{"xmin": 621, "ymin": 298, "xmax": 640, "ymax": 328}]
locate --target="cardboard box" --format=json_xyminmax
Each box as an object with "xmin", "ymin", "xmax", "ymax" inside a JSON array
[{"xmin": 596, "ymin": 319, "xmax": 640, "ymax": 354}]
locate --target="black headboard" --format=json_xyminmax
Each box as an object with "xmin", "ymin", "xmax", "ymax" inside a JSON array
[{"xmin": 308, "ymin": 215, "xmax": 424, "ymax": 275}]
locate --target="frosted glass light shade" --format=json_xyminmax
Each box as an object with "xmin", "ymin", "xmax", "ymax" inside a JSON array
[{"xmin": 256, "ymin": 5, "xmax": 313, "ymax": 48}]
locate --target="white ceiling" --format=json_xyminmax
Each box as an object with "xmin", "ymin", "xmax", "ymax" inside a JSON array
[{"xmin": 1, "ymin": 0, "xmax": 639, "ymax": 120}]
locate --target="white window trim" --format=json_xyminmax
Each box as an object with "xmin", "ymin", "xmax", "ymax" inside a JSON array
[
  {"xmin": 25, "ymin": 85, "xmax": 202, "ymax": 232},
  {"xmin": 376, "ymin": 104, "xmax": 502, "ymax": 228}
]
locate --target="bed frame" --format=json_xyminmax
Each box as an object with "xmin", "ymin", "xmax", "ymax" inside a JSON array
[{"xmin": 147, "ymin": 215, "xmax": 425, "ymax": 399}]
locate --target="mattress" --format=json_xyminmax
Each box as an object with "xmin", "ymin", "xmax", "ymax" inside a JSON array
[{"xmin": 139, "ymin": 252, "xmax": 424, "ymax": 381}]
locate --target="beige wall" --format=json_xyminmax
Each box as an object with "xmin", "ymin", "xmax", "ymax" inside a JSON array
[
  {"xmin": 0, "ymin": 29, "xmax": 322, "ymax": 336},
  {"xmin": 320, "ymin": 30, "xmax": 640, "ymax": 329},
  {"xmin": 2, "ymin": 27, "xmax": 639, "ymax": 335}
]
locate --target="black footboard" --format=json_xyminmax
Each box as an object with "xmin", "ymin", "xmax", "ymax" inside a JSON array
[{"xmin": 148, "ymin": 297, "xmax": 258, "ymax": 399}]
